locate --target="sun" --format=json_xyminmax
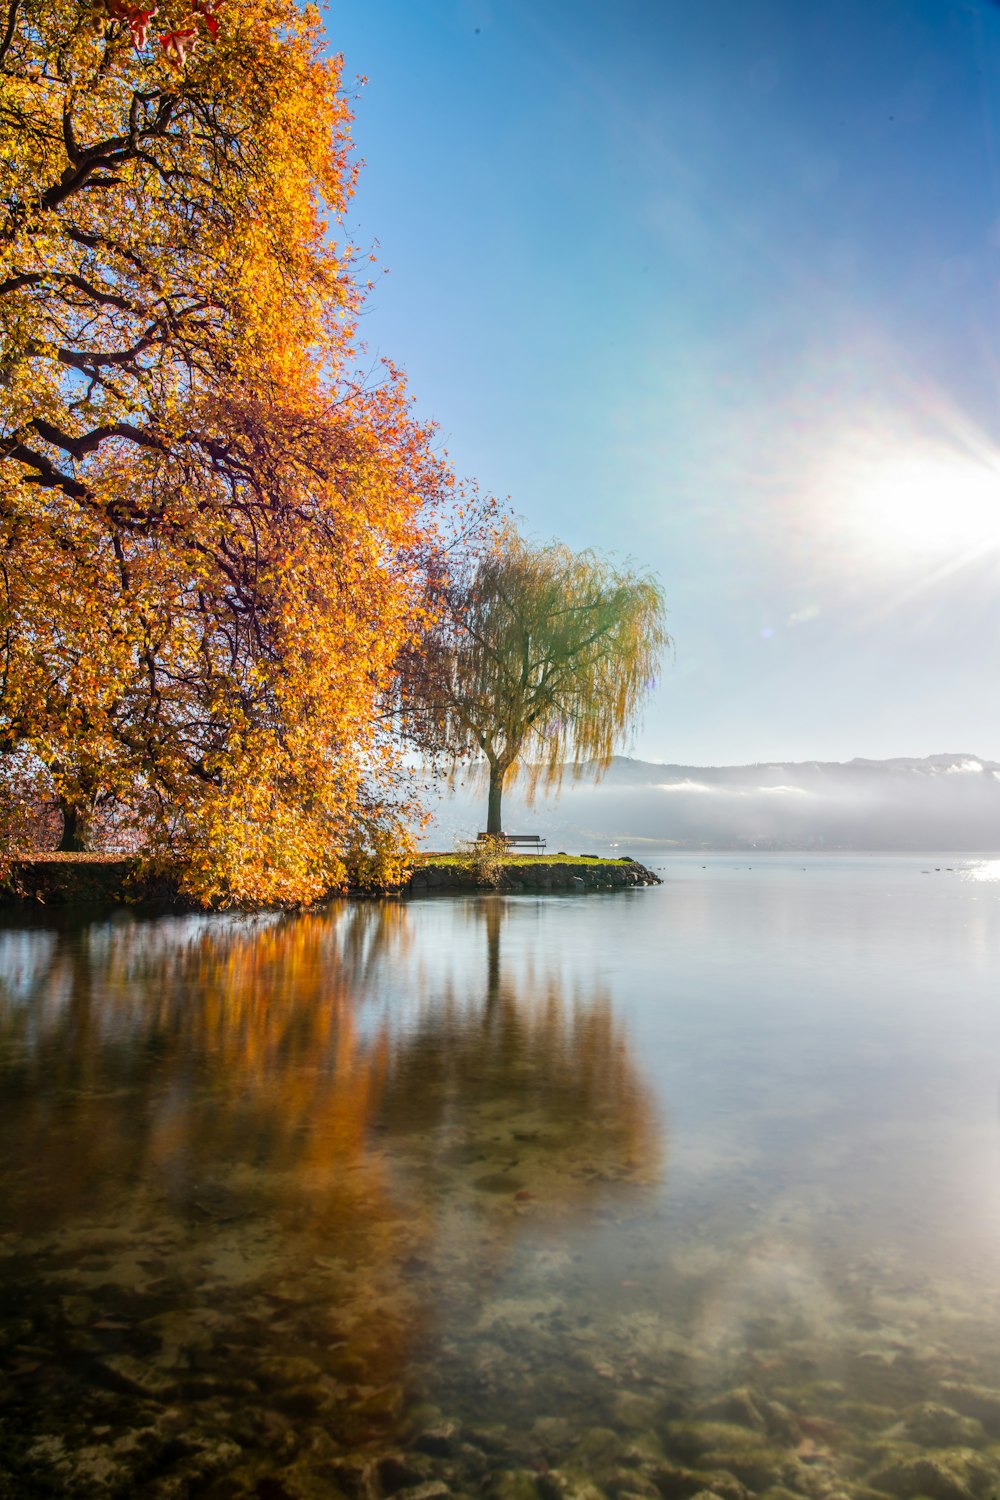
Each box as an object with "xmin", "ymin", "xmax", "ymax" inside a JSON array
[
  {"xmin": 799, "ymin": 424, "xmax": 1000, "ymax": 587},
  {"xmin": 808, "ymin": 427, "xmax": 1000, "ymax": 571},
  {"xmin": 855, "ymin": 450, "xmax": 1000, "ymax": 558}
]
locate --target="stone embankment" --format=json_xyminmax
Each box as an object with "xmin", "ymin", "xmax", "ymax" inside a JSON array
[
  {"xmin": 405, "ymin": 857, "xmax": 660, "ymax": 895},
  {"xmin": 1, "ymin": 854, "xmax": 178, "ymax": 907},
  {"xmin": 0, "ymin": 854, "xmax": 661, "ymax": 908}
]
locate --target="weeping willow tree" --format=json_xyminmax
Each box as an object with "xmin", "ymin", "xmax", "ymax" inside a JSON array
[{"xmin": 416, "ymin": 534, "xmax": 670, "ymax": 834}]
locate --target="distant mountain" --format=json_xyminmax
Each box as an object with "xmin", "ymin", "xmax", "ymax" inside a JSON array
[{"xmin": 423, "ymin": 753, "xmax": 1000, "ymax": 852}]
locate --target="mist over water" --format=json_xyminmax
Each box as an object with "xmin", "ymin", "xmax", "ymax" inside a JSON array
[
  {"xmin": 3, "ymin": 856, "xmax": 1000, "ymax": 1495},
  {"xmin": 428, "ymin": 755, "xmax": 1000, "ymax": 851}
]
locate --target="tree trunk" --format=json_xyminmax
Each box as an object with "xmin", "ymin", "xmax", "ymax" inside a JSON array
[
  {"xmin": 486, "ymin": 762, "xmax": 504, "ymax": 835},
  {"xmin": 57, "ymin": 799, "xmax": 87, "ymax": 853}
]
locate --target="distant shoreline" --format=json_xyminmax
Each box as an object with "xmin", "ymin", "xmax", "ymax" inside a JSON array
[{"xmin": 430, "ymin": 752, "xmax": 1000, "ymax": 853}]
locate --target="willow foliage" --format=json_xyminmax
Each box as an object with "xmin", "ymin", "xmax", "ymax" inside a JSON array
[{"xmin": 418, "ymin": 535, "xmax": 669, "ymax": 833}]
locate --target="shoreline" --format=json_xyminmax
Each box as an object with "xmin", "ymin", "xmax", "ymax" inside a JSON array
[
  {"xmin": 0, "ymin": 853, "xmax": 661, "ymax": 910},
  {"xmin": 406, "ymin": 854, "xmax": 660, "ymax": 895}
]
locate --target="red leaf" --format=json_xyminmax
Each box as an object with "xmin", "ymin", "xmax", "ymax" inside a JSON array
[
  {"xmin": 127, "ymin": 7, "xmax": 157, "ymax": 48},
  {"xmin": 159, "ymin": 27, "xmax": 197, "ymax": 66}
]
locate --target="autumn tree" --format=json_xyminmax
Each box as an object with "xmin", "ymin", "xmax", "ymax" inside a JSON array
[
  {"xmin": 0, "ymin": 0, "xmax": 460, "ymax": 900},
  {"xmin": 410, "ymin": 533, "xmax": 669, "ymax": 835}
]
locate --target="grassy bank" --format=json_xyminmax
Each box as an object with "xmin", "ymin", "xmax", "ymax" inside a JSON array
[
  {"xmin": 414, "ymin": 851, "xmax": 633, "ymax": 867},
  {"xmin": 407, "ymin": 853, "xmax": 660, "ymax": 894}
]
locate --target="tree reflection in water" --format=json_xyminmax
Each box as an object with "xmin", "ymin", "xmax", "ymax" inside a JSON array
[
  {"xmin": 377, "ymin": 897, "xmax": 663, "ymax": 1234},
  {"xmin": 0, "ymin": 898, "xmax": 663, "ymax": 1473}
]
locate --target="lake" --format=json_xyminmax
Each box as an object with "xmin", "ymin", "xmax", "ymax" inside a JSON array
[{"xmin": 2, "ymin": 853, "xmax": 1000, "ymax": 1499}]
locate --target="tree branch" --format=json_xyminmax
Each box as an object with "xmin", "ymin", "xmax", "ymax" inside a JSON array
[
  {"xmin": 30, "ymin": 416, "xmax": 165, "ymax": 459},
  {"xmin": 51, "ymin": 328, "xmax": 163, "ymax": 371},
  {"xmin": 0, "ymin": 0, "xmax": 18, "ymax": 66},
  {"xmin": 2, "ymin": 441, "xmax": 92, "ymax": 500},
  {"xmin": 0, "ymin": 271, "xmax": 46, "ymax": 297},
  {"xmin": 63, "ymin": 224, "xmax": 150, "ymax": 276},
  {"xmin": 62, "ymin": 95, "xmax": 80, "ymax": 164}
]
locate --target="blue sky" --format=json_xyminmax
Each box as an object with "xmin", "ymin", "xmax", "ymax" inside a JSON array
[{"xmin": 332, "ymin": 0, "xmax": 1000, "ymax": 765}]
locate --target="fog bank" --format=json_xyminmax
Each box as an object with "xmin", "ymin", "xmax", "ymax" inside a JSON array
[{"xmin": 424, "ymin": 754, "xmax": 1000, "ymax": 852}]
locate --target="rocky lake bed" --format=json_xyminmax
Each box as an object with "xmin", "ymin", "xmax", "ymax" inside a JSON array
[
  {"xmin": 6, "ymin": 1162, "xmax": 1000, "ymax": 1500},
  {"xmin": 3, "ymin": 857, "xmax": 1000, "ymax": 1500}
]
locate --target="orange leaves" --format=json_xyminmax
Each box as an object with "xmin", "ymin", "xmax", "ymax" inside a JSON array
[{"xmin": 0, "ymin": 0, "xmax": 465, "ymax": 901}]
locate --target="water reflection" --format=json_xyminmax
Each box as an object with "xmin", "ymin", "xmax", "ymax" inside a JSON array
[
  {"xmin": 0, "ymin": 901, "xmax": 660, "ymax": 1225},
  {"xmin": 379, "ymin": 899, "xmax": 662, "ymax": 1204},
  {"xmin": 8, "ymin": 866, "xmax": 1000, "ymax": 1500},
  {"xmin": 0, "ymin": 899, "xmax": 662, "ymax": 1492}
]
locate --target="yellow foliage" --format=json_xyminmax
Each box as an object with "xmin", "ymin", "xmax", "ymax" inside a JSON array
[{"xmin": 0, "ymin": 0, "xmax": 465, "ymax": 899}]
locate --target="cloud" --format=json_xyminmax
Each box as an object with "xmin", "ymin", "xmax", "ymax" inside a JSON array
[{"xmin": 655, "ymin": 779, "xmax": 715, "ymax": 794}]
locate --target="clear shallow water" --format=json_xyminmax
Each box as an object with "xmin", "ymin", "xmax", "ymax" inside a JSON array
[{"xmin": 3, "ymin": 855, "xmax": 1000, "ymax": 1497}]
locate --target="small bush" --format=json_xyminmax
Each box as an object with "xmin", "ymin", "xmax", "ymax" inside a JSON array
[{"xmin": 455, "ymin": 834, "xmax": 508, "ymax": 888}]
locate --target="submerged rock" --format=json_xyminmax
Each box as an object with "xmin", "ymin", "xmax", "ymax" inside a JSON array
[
  {"xmin": 663, "ymin": 1423, "xmax": 793, "ymax": 1492},
  {"xmin": 695, "ymin": 1391, "xmax": 767, "ymax": 1434},
  {"xmin": 665, "ymin": 1422, "xmax": 772, "ymax": 1462},
  {"xmin": 253, "ymin": 1354, "xmax": 327, "ymax": 1391},
  {"xmin": 834, "ymin": 1401, "xmax": 900, "ymax": 1433},
  {"xmin": 485, "ymin": 1471, "xmax": 542, "ymax": 1500},
  {"xmin": 645, "ymin": 1461, "xmax": 750, "ymax": 1500},
  {"xmin": 145, "ymin": 1435, "xmax": 242, "ymax": 1498},
  {"xmin": 867, "ymin": 1447, "xmax": 1000, "ymax": 1500},
  {"xmin": 618, "ymin": 1431, "xmax": 666, "ymax": 1467},
  {"xmin": 900, "ymin": 1404, "xmax": 985, "ymax": 1449},
  {"xmin": 320, "ymin": 1453, "xmax": 381, "ymax": 1500},
  {"xmin": 532, "ymin": 1417, "xmax": 576, "ymax": 1453},
  {"xmin": 603, "ymin": 1470, "xmax": 661, "ymax": 1499},
  {"xmin": 413, "ymin": 1422, "xmax": 461, "ymax": 1458},
  {"xmin": 92, "ymin": 1352, "xmax": 178, "ymax": 1401},
  {"xmin": 380, "ymin": 1453, "xmax": 441, "ymax": 1494},
  {"xmin": 613, "ymin": 1393, "xmax": 665, "ymax": 1432},
  {"xmin": 351, "ymin": 1382, "xmax": 407, "ymax": 1425},
  {"xmin": 466, "ymin": 1425, "xmax": 524, "ymax": 1459},
  {"xmin": 690, "ymin": 1389, "xmax": 800, "ymax": 1450},
  {"xmin": 569, "ymin": 1426, "xmax": 623, "ymax": 1471},
  {"xmin": 536, "ymin": 1468, "xmax": 606, "ymax": 1500},
  {"xmin": 938, "ymin": 1385, "xmax": 1000, "ymax": 1436}
]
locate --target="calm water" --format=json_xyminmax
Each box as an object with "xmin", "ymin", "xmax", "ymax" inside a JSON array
[{"xmin": 3, "ymin": 854, "xmax": 1000, "ymax": 1498}]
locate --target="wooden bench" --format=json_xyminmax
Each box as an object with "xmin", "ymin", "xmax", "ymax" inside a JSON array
[{"xmin": 477, "ymin": 833, "xmax": 546, "ymax": 852}]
